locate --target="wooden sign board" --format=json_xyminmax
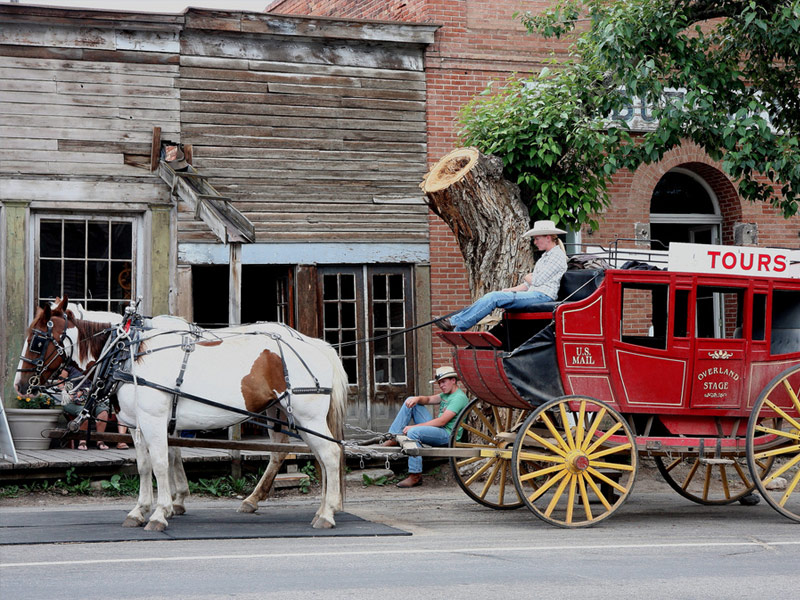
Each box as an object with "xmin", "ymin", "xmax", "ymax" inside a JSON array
[{"xmin": 668, "ymin": 242, "xmax": 800, "ymax": 279}]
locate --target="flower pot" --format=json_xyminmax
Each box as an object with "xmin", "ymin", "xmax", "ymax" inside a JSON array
[{"xmin": 6, "ymin": 408, "xmax": 62, "ymax": 450}]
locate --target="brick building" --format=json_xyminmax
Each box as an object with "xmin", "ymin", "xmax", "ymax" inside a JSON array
[{"xmin": 268, "ymin": 0, "xmax": 800, "ymax": 368}]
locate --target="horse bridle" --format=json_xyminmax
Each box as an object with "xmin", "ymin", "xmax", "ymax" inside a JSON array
[{"xmin": 18, "ymin": 313, "xmax": 74, "ymax": 392}]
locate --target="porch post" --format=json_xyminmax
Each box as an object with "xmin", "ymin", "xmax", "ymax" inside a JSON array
[
  {"xmin": 228, "ymin": 242, "xmax": 242, "ymax": 477},
  {"xmin": 1, "ymin": 201, "xmax": 29, "ymax": 405}
]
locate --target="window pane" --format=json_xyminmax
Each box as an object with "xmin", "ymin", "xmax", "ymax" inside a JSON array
[
  {"xmin": 373, "ymin": 275, "xmax": 387, "ymax": 300},
  {"xmin": 39, "ymin": 222, "xmax": 62, "ymax": 258},
  {"xmin": 390, "ymin": 303, "xmax": 404, "ymax": 328},
  {"xmin": 374, "ymin": 337, "xmax": 388, "ymax": 355},
  {"xmin": 87, "ymin": 260, "xmax": 109, "ymax": 301},
  {"xmin": 340, "ymin": 302, "xmax": 355, "ymax": 328},
  {"xmin": 391, "ymin": 333, "xmax": 405, "ymax": 355},
  {"xmin": 63, "ymin": 221, "xmax": 85, "ymax": 258},
  {"xmin": 391, "ymin": 358, "xmax": 405, "ymax": 383},
  {"xmin": 88, "ymin": 222, "xmax": 109, "ymax": 259},
  {"xmin": 324, "ymin": 302, "xmax": 339, "ymax": 327},
  {"xmin": 373, "ymin": 304, "xmax": 387, "ymax": 328},
  {"xmin": 39, "ymin": 260, "xmax": 61, "ymax": 299},
  {"xmin": 111, "ymin": 262, "xmax": 133, "ymax": 300},
  {"xmin": 111, "ymin": 223, "xmax": 132, "ymax": 259},
  {"xmin": 620, "ymin": 284, "xmax": 668, "ymax": 349},
  {"xmin": 323, "ymin": 275, "xmax": 338, "ymax": 300},
  {"xmin": 375, "ymin": 358, "xmax": 388, "ymax": 383},
  {"xmin": 340, "ymin": 274, "xmax": 355, "ymax": 300},
  {"xmin": 388, "ymin": 274, "xmax": 403, "ymax": 299},
  {"xmin": 63, "ymin": 260, "xmax": 85, "ymax": 299}
]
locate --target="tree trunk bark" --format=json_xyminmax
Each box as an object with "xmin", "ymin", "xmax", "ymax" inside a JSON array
[{"xmin": 421, "ymin": 147, "xmax": 535, "ymax": 300}]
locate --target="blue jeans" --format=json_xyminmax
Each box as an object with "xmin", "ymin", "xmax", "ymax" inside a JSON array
[
  {"xmin": 389, "ymin": 401, "xmax": 451, "ymax": 474},
  {"xmin": 449, "ymin": 290, "xmax": 553, "ymax": 331}
]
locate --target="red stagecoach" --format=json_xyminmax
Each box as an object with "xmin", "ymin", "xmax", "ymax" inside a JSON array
[{"xmin": 432, "ymin": 242, "xmax": 800, "ymax": 527}]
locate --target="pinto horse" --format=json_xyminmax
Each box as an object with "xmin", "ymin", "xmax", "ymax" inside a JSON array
[{"xmin": 16, "ymin": 297, "xmax": 348, "ymax": 531}]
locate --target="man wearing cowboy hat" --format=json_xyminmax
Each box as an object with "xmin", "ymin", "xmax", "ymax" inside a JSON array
[
  {"xmin": 381, "ymin": 366, "xmax": 470, "ymax": 488},
  {"xmin": 436, "ymin": 220, "xmax": 568, "ymax": 332}
]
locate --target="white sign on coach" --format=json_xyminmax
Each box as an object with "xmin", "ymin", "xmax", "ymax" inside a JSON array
[{"xmin": 668, "ymin": 242, "xmax": 800, "ymax": 279}]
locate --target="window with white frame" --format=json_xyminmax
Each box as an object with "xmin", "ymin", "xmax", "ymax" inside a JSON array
[{"xmin": 35, "ymin": 215, "xmax": 137, "ymax": 313}]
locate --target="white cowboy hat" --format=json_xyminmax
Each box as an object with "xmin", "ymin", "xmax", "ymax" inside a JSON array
[
  {"xmin": 429, "ymin": 365, "xmax": 458, "ymax": 383},
  {"xmin": 522, "ymin": 219, "xmax": 567, "ymax": 238}
]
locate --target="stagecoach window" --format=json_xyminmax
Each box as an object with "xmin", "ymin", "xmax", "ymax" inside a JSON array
[
  {"xmin": 770, "ymin": 290, "xmax": 800, "ymax": 355},
  {"xmin": 673, "ymin": 289, "xmax": 690, "ymax": 338},
  {"xmin": 620, "ymin": 283, "xmax": 668, "ymax": 350},
  {"xmin": 695, "ymin": 286, "xmax": 743, "ymax": 339},
  {"xmin": 752, "ymin": 293, "xmax": 766, "ymax": 341},
  {"xmin": 36, "ymin": 216, "xmax": 134, "ymax": 313}
]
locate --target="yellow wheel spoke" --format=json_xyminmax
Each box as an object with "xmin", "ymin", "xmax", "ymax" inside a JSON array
[
  {"xmin": 780, "ymin": 379, "xmax": 800, "ymax": 417},
  {"xmin": 754, "ymin": 424, "xmax": 800, "ymax": 442},
  {"xmin": 522, "ymin": 430, "xmax": 568, "ymax": 458},
  {"xmin": 589, "ymin": 460, "xmax": 635, "ymax": 472},
  {"xmin": 579, "ymin": 407, "xmax": 608, "ymax": 451},
  {"xmin": 756, "ymin": 443, "xmax": 800, "ymax": 461},
  {"xmin": 479, "ymin": 458, "xmax": 503, "ymax": 500},
  {"xmin": 565, "ymin": 474, "xmax": 577, "ymax": 524},
  {"xmin": 456, "ymin": 456, "xmax": 485, "ymax": 468},
  {"xmin": 663, "ymin": 457, "xmax": 684, "ymax": 473},
  {"xmin": 574, "ymin": 401, "xmax": 587, "ymax": 448},
  {"xmin": 587, "ymin": 467, "xmax": 628, "ymax": 494},
  {"xmin": 583, "ymin": 472, "xmax": 612, "ymax": 510},
  {"xmin": 461, "ymin": 423, "xmax": 495, "ymax": 444},
  {"xmin": 517, "ymin": 450, "xmax": 565, "ymax": 464},
  {"xmin": 464, "ymin": 456, "xmax": 498, "ymax": 487},
  {"xmin": 778, "ymin": 468, "xmax": 800, "ymax": 508},
  {"xmin": 719, "ymin": 465, "xmax": 731, "ymax": 500},
  {"xmin": 703, "ymin": 464, "xmax": 712, "ymax": 500},
  {"xmin": 474, "ymin": 406, "xmax": 498, "ymax": 437},
  {"xmin": 681, "ymin": 458, "xmax": 701, "ymax": 490},
  {"xmin": 544, "ymin": 471, "xmax": 572, "ymax": 518},
  {"xmin": 526, "ymin": 469, "xmax": 568, "ymax": 503},
  {"xmin": 762, "ymin": 452, "xmax": 800, "ymax": 486},
  {"xmin": 520, "ymin": 463, "xmax": 567, "ymax": 481},
  {"xmin": 764, "ymin": 399, "xmax": 800, "ymax": 432},
  {"xmin": 588, "ymin": 443, "xmax": 632, "ymax": 461},
  {"xmin": 540, "ymin": 412, "xmax": 571, "ymax": 454},
  {"xmin": 559, "ymin": 402, "xmax": 576, "ymax": 451},
  {"xmin": 732, "ymin": 461, "xmax": 753, "ymax": 488},
  {"xmin": 577, "ymin": 474, "xmax": 593, "ymax": 521},
  {"xmin": 585, "ymin": 422, "xmax": 623, "ymax": 455},
  {"xmin": 498, "ymin": 461, "xmax": 511, "ymax": 503}
]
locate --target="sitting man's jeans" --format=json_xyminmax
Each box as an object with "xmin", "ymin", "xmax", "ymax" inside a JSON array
[
  {"xmin": 388, "ymin": 401, "xmax": 451, "ymax": 474},
  {"xmin": 449, "ymin": 290, "xmax": 553, "ymax": 331}
]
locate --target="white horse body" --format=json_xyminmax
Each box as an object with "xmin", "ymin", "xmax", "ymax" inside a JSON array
[{"xmin": 18, "ymin": 301, "xmax": 347, "ymax": 531}]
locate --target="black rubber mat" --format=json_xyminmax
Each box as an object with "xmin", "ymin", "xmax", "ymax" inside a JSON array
[{"xmin": 0, "ymin": 507, "xmax": 410, "ymax": 545}]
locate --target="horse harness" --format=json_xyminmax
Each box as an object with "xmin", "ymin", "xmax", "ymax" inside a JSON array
[{"xmin": 23, "ymin": 312, "xmax": 339, "ymax": 444}]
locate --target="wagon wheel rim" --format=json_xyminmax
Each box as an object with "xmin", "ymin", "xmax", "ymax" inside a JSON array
[
  {"xmin": 511, "ymin": 396, "xmax": 637, "ymax": 528},
  {"xmin": 449, "ymin": 399, "xmax": 531, "ymax": 510},
  {"xmin": 654, "ymin": 453, "xmax": 774, "ymax": 506},
  {"xmin": 746, "ymin": 365, "xmax": 800, "ymax": 523}
]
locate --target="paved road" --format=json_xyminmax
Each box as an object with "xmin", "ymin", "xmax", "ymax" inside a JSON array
[{"xmin": 1, "ymin": 484, "xmax": 799, "ymax": 600}]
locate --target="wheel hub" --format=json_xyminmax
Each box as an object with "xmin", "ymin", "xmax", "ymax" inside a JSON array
[{"xmin": 566, "ymin": 450, "xmax": 590, "ymax": 473}]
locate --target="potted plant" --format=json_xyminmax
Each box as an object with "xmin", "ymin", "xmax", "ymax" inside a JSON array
[{"xmin": 6, "ymin": 394, "xmax": 63, "ymax": 450}]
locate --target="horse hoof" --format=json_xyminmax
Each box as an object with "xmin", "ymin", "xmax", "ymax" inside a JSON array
[
  {"xmin": 312, "ymin": 517, "xmax": 335, "ymax": 529},
  {"xmin": 237, "ymin": 501, "xmax": 258, "ymax": 514},
  {"xmin": 144, "ymin": 520, "xmax": 167, "ymax": 532},
  {"xmin": 172, "ymin": 504, "xmax": 186, "ymax": 516},
  {"xmin": 122, "ymin": 517, "xmax": 144, "ymax": 528}
]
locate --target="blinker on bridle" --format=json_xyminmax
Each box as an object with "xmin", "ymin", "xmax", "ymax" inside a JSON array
[{"xmin": 19, "ymin": 313, "xmax": 73, "ymax": 391}]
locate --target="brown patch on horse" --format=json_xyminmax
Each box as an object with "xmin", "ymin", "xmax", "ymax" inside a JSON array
[
  {"xmin": 240, "ymin": 349, "xmax": 287, "ymax": 413},
  {"xmin": 197, "ymin": 340, "xmax": 222, "ymax": 347}
]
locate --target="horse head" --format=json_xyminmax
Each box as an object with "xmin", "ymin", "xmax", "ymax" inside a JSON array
[{"xmin": 15, "ymin": 296, "xmax": 76, "ymax": 396}]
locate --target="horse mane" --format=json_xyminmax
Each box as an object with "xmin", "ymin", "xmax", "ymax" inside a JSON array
[{"xmin": 73, "ymin": 318, "xmax": 114, "ymax": 363}]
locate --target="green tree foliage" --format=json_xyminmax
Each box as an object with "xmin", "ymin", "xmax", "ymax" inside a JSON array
[{"xmin": 459, "ymin": 0, "xmax": 800, "ymax": 227}]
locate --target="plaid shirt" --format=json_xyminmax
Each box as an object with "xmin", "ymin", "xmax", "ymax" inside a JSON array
[{"xmin": 528, "ymin": 246, "xmax": 567, "ymax": 299}]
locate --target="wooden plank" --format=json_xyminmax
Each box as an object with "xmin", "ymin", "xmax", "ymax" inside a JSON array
[
  {"xmin": 0, "ymin": 90, "xmax": 182, "ymax": 110},
  {"xmin": 181, "ymin": 100, "xmax": 425, "ymax": 123},
  {"xmin": 0, "ymin": 66, "xmax": 178, "ymax": 87},
  {"xmin": 0, "ymin": 150, "xmax": 125, "ymax": 164},
  {"xmin": 1, "ymin": 178, "xmax": 169, "ymax": 203},
  {"xmin": 0, "ymin": 44, "xmax": 179, "ymax": 65},
  {"xmin": 180, "ymin": 112, "xmax": 426, "ymax": 132},
  {"xmin": 150, "ymin": 126, "xmax": 161, "ymax": 172},
  {"xmin": 0, "ymin": 54, "xmax": 180, "ymax": 74}
]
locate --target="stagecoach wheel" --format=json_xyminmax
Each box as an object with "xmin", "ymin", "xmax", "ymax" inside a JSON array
[
  {"xmin": 449, "ymin": 399, "xmax": 531, "ymax": 510},
  {"xmin": 511, "ymin": 396, "xmax": 637, "ymax": 528},
  {"xmin": 746, "ymin": 365, "xmax": 800, "ymax": 523},
  {"xmin": 654, "ymin": 454, "xmax": 774, "ymax": 506}
]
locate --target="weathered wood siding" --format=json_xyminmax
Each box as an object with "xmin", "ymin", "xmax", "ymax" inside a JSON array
[
  {"xmin": 0, "ymin": 8, "xmax": 182, "ymax": 202},
  {"xmin": 177, "ymin": 11, "xmax": 433, "ymax": 243}
]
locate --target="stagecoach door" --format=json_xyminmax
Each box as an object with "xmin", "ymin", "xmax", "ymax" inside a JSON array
[{"xmin": 319, "ymin": 266, "xmax": 415, "ymax": 434}]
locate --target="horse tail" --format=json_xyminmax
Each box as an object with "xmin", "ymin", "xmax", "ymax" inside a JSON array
[{"xmin": 325, "ymin": 346, "xmax": 348, "ymax": 500}]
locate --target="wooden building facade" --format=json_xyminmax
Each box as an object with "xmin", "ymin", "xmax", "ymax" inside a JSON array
[{"xmin": 0, "ymin": 5, "xmax": 437, "ymax": 434}]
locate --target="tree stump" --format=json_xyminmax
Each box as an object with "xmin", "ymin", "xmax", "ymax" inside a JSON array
[{"xmin": 421, "ymin": 147, "xmax": 535, "ymax": 299}]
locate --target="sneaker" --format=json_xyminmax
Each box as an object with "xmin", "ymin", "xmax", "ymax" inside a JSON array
[{"xmin": 434, "ymin": 317, "xmax": 454, "ymax": 332}]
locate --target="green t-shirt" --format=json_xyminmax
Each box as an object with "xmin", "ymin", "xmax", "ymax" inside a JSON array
[{"xmin": 438, "ymin": 388, "xmax": 470, "ymax": 433}]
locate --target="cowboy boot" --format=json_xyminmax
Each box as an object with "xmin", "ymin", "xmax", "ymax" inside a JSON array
[{"xmin": 396, "ymin": 473, "xmax": 422, "ymax": 488}]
